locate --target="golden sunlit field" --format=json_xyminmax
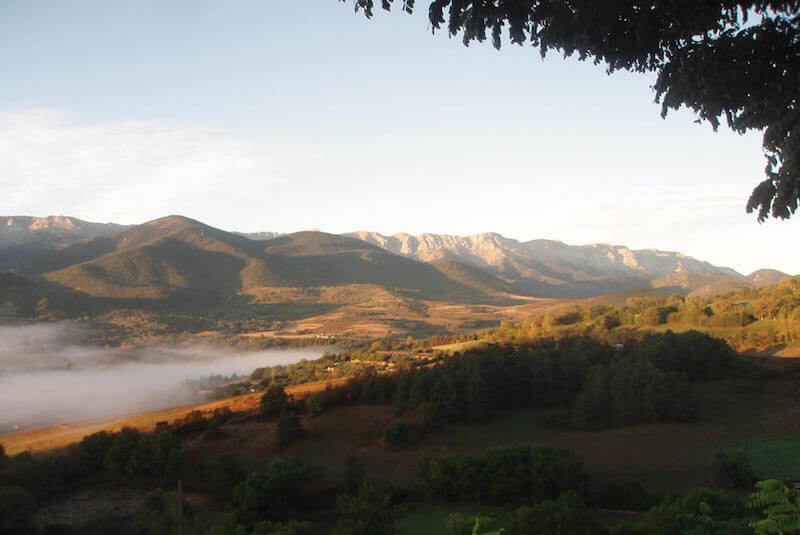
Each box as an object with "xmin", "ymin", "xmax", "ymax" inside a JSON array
[{"xmin": 0, "ymin": 377, "xmax": 350, "ymax": 455}]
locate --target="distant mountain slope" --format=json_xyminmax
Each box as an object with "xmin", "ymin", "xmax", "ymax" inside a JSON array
[
  {"xmin": 744, "ymin": 269, "xmax": 790, "ymax": 288},
  {"xmin": 9, "ymin": 217, "xmax": 791, "ymax": 302},
  {"xmin": 32, "ymin": 217, "xmax": 514, "ymax": 305},
  {"xmin": 0, "ymin": 216, "xmax": 129, "ymax": 271},
  {"xmin": 651, "ymin": 269, "xmax": 793, "ymax": 298},
  {"xmin": 0, "ymin": 272, "xmax": 54, "ymax": 317},
  {"xmin": 346, "ymin": 231, "xmax": 766, "ymax": 298}
]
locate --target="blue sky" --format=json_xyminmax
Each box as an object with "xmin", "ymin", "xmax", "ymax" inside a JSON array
[{"xmin": 1, "ymin": 1, "xmax": 797, "ymax": 275}]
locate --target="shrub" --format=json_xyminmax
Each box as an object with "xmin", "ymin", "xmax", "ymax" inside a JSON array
[
  {"xmin": 384, "ymin": 420, "xmax": 410, "ymax": 445},
  {"xmin": 336, "ymin": 483, "xmax": 398, "ymax": 535},
  {"xmin": 277, "ymin": 411, "xmax": 305, "ymax": 447},
  {"xmin": 710, "ymin": 451, "xmax": 757, "ymax": 489},
  {"xmin": 305, "ymin": 392, "xmax": 325, "ymax": 417},
  {"xmin": 512, "ymin": 492, "xmax": 606, "ymax": 535}
]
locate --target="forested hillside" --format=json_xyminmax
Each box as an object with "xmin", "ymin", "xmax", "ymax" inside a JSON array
[{"xmin": 437, "ymin": 276, "xmax": 800, "ymax": 355}]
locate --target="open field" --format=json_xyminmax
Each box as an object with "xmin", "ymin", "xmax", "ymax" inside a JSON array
[
  {"xmin": 714, "ymin": 436, "xmax": 800, "ymax": 478},
  {"xmin": 239, "ymin": 285, "xmax": 559, "ymax": 339},
  {"xmin": 166, "ymin": 374, "xmax": 800, "ymax": 495},
  {"xmin": 0, "ymin": 377, "xmax": 349, "ymax": 455}
]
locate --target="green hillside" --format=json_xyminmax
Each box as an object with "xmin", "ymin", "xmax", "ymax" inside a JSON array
[{"xmin": 34, "ymin": 216, "xmax": 517, "ymax": 306}]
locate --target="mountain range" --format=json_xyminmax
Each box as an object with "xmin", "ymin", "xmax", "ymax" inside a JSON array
[
  {"xmin": 344, "ymin": 231, "xmax": 786, "ymax": 298},
  {"xmin": 0, "ymin": 216, "xmax": 790, "ymax": 309}
]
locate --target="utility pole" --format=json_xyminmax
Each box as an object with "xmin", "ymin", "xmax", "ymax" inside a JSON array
[{"xmin": 177, "ymin": 480, "xmax": 183, "ymax": 535}]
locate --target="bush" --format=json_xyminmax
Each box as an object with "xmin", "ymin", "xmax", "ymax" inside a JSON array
[
  {"xmin": 710, "ymin": 451, "xmax": 757, "ymax": 488},
  {"xmin": 416, "ymin": 402, "xmax": 442, "ymax": 431},
  {"xmin": 305, "ymin": 392, "xmax": 326, "ymax": 417},
  {"xmin": 202, "ymin": 418, "xmax": 224, "ymax": 440},
  {"xmin": 336, "ymin": 483, "xmax": 398, "ymax": 535},
  {"xmin": 384, "ymin": 420, "xmax": 412, "ymax": 445},
  {"xmin": 511, "ymin": 492, "xmax": 606, "ymax": 535},
  {"xmin": 207, "ymin": 453, "xmax": 245, "ymax": 488},
  {"xmin": 133, "ymin": 489, "xmax": 185, "ymax": 535},
  {"xmin": 277, "ymin": 411, "xmax": 305, "ymax": 447}
]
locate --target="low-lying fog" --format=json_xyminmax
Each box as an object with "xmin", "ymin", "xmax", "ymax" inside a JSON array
[{"xmin": 0, "ymin": 324, "xmax": 328, "ymax": 433}]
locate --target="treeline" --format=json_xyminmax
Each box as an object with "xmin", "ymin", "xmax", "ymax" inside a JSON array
[
  {"xmin": 428, "ymin": 276, "xmax": 800, "ymax": 352},
  {"xmin": 337, "ymin": 331, "xmax": 741, "ymax": 431},
  {"xmin": 420, "ymin": 445, "xmax": 588, "ymax": 504},
  {"xmin": 0, "ymin": 406, "xmax": 237, "ymax": 496}
]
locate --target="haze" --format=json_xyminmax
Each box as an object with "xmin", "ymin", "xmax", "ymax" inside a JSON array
[{"xmin": 0, "ymin": 324, "xmax": 326, "ymax": 433}]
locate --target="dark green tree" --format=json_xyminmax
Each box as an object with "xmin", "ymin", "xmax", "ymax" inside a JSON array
[
  {"xmin": 233, "ymin": 460, "xmax": 302, "ymax": 527},
  {"xmin": 104, "ymin": 426, "xmax": 140, "ymax": 474},
  {"xmin": 335, "ymin": 482, "xmax": 399, "ymax": 535},
  {"xmin": 276, "ymin": 411, "xmax": 305, "ymax": 447},
  {"xmin": 261, "ymin": 384, "xmax": 290, "ymax": 418},
  {"xmin": 78, "ymin": 431, "xmax": 113, "ymax": 473},
  {"xmin": 208, "ymin": 453, "xmax": 245, "ymax": 489},
  {"xmin": 349, "ymin": 1, "xmax": 800, "ymax": 221}
]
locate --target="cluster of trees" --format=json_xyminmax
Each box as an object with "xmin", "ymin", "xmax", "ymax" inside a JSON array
[
  {"xmin": 378, "ymin": 332, "xmax": 734, "ymax": 430},
  {"xmin": 446, "ymin": 277, "xmax": 800, "ymax": 352},
  {"xmin": 419, "ymin": 445, "xmax": 588, "ymax": 504},
  {"xmin": 438, "ymin": 482, "xmax": 800, "ymax": 535},
  {"xmin": 258, "ymin": 330, "xmax": 740, "ymax": 436},
  {"xmin": 0, "ymin": 427, "xmax": 185, "ymax": 494},
  {"xmin": 260, "ymin": 385, "xmax": 306, "ymax": 447}
]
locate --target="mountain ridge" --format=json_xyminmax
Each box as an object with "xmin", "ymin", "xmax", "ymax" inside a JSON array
[
  {"xmin": 1, "ymin": 216, "xmax": 791, "ymax": 301},
  {"xmin": 345, "ymin": 230, "xmax": 766, "ymax": 297},
  {"xmin": 25, "ymin": 216, "xmax": 517, "ymax": 306}
]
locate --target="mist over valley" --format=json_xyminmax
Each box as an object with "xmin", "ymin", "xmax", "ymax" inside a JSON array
[{"xmin": 0, "ymin": 324, "xmax": 327, "ymax": 433}]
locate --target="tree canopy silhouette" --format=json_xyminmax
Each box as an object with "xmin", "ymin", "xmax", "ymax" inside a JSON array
[{"xmin": 347, "ymin": 1, "xmax": 800, "ymax": 221}]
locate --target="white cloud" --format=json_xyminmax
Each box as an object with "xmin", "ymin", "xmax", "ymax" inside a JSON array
[{"xmin": 0, "ymin": 109, "xmax": 275, "ymax": 225}]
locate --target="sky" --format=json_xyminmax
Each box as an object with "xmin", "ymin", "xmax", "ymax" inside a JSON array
[{"xmin": 0, "ymin": 1, "xmax": 797, "ymax": 275}]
